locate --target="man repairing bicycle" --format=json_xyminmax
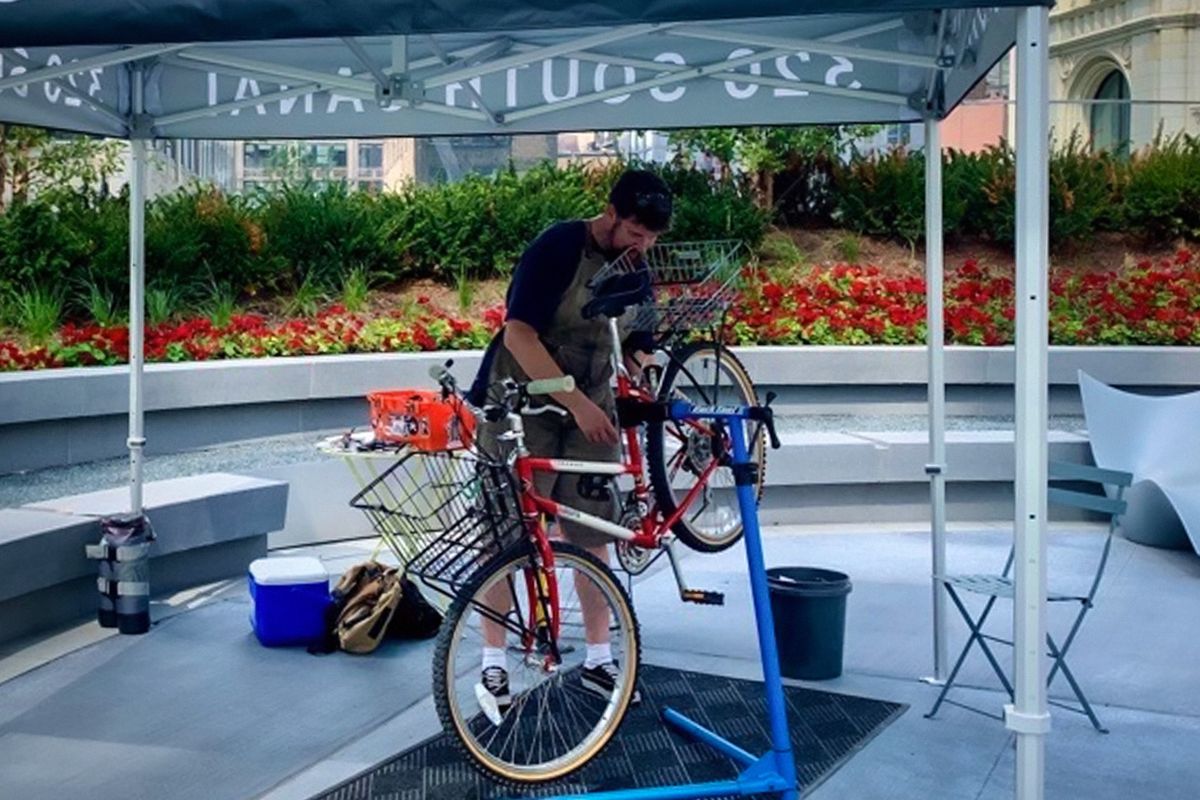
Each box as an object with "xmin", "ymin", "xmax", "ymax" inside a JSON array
[{"xmin": 467, "ymin": 169, "xmax": 672, "ymax": 716}]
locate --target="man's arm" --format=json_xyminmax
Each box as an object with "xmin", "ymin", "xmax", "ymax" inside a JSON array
[{"xmin": 504, "ymin": 321, "xmax": 618, "ymax": 445}]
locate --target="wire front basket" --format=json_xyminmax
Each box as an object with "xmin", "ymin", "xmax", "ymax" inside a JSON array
[
  {"xmin": 348, "ymin": 449, "xmax": 526, "ymax": 601},
  {"xmin": 589, "ymin": 240, "xmax": 744, "ymax": 342}
]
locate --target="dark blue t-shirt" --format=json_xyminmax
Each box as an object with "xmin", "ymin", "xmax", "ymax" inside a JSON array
[
  {"xmin": 505, "ymin": 220, "xmax": 589, "ymax": 334},
  {"xmin": 468, "ymin": 220, "xmax": 652, "ymax": 405}
]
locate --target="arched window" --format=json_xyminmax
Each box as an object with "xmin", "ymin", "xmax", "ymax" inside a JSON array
[{"xmin": 1090, "ymin": 70, "xmax": 1130, "ymax": 155}]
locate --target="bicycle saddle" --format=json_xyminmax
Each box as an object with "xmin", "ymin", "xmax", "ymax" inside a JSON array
[{"xmin": 582, "ymin": 270, "xmax": 651, "ymax": 320}]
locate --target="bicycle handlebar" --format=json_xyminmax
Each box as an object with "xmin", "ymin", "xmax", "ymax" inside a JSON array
[
  {"xmin": 429, "ymin": 360, "xmax": 456, "ymax": 395},
  {"xmin": 526, "ymin": 376, "xmax": 576, "ymax": 396},
  {"xmin": 429, "ymin": 360, "xmax": 779, "ymax": 450}
]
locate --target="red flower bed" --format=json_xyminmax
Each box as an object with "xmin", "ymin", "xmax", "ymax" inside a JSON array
[
  {"xmin": 0, "ymin": 301, "xmax": 504, "ymax": 371},
  {"xmin": 1, "ymin": 250, "xmax": 1197, "ymax": 372},
  {"xmin": 724, "ymin": 249, "xmax": 1197, "ymax": 348}
]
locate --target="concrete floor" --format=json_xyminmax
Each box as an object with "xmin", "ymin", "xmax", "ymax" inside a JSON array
[{"xmin": 1, "ymin": 525, "xmax": 1198, "ymax": 800}]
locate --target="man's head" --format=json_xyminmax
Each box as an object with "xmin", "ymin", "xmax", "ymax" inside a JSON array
[{"xmin": 600, "ymin": 169, "xmax": 673, "ymax": 256}]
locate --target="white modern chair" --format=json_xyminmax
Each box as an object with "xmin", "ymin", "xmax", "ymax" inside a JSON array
[{"xmin": 1079, "ymin": 370, "xmax": 1200, "ymax": 553}]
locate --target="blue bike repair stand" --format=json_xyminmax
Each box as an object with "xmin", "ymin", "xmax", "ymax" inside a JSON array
[{"xmin": 535, "ymin": 405, "xmax": 800, "ymax": 800}]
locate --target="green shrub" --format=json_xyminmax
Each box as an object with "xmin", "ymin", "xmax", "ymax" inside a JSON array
[
  {"xmin": 73, "ymin": 194, "xmax": 130, "ymax": 296},
  {"xmin": 145, "ymin": 186, "xmax": 258, "ymax": 302},
  {"xmin": 757, "ymin": 231, "xmax": 805, "ymax": 266},
  {"xmin": 1123, "ymin": 133, "xmax": 1200, "ymax": 241},
  {"xmin": 836, "ymin": 233, "xmax": 861, "ymax": 263},
  {"xmin": 203, "ymin": 281, "xmax": 239, "ymax": 328},
  {"xmin": 146, "ymin": 284, "xmax": 182, "ymax": 326},
  {"xmin": 485, "ymin": 162, "xmax": 607, "ymax": 269},
  {"xmin": 1049, "ymin": 132, "xmax": 1122, "ymax": 245},
  {"xmin": 834, "ymin": 147, "xmax": 925, "ymax": 244},
  {"xmin": 653, "ymin": 162, "xmax": 769, "ymax": 247},
  {"xmin": 383, "ymin": 162, "xmax": 607, "ymax": 281},
  {"xmin": 942, "ymin": 148, "xmax": 989, "ymax": 239},
  {"xmin": 384, "ymin": 177, "xmax": 488, "ymax": 281},
  {"xmin": 283, "ymin": 274, "xmax": 326, "ymax": 318},
  {"xmin": 0, "ymin": 197, "xmax": 93, "ymax": 294},
  {"xmin": 253, "ymin": 181, "xmax": 387, "ymax": 292},
  {"xmin": 340, "ymin": 266, "xmax": 371, "ymax": 313},
  {"xmin": 10, "ymin": 284, "xmax": 64, "ymax": 343},
  {"xmin": 972, "ymin": 143, "xmax": 1017, "ymax": 244},
  {"xmin": 78, "ymin": 277, "xmax": 123, "ymax": 327}
]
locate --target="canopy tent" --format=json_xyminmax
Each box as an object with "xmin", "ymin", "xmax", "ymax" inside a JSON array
[
  {"xmin": 0, "ymin": 3, "xmax": 1055, "ymax": 798},
  {"xmin": 1, "ymin": 5, "xmax": 1019, "ymax": 137}
]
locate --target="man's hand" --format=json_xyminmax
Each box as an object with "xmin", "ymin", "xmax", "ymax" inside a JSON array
[{"xmin": 569, "ymin": 394, "xmax": 619, "ymax": 445}]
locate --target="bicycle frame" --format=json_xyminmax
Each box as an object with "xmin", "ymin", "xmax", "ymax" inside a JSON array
[
  {"xmin": 503, "ymin": 404, "xmax": 724, "ymax": 553},
  {"xmin": 525, "ymin": 317, "xmax": 726, "ymax": 547}
]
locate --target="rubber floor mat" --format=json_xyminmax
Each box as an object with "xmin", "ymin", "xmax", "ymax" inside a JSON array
[{"xmin": 311, "ymin": 664, "xmax": 906, "ymax": 799}]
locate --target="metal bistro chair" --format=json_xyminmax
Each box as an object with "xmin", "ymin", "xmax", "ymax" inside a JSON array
[{"xmin": 926, "ymin": 460, "xmax": 1133, "ymax": 733}]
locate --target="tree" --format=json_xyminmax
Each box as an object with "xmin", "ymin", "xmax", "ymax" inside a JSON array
[
  {"xmin": 0, "ymin": 124, "xmax": 122, "ymax": 210},
  {"xmin": 668, "ymin": 125, "xmax": 880, "ymax": 219}
]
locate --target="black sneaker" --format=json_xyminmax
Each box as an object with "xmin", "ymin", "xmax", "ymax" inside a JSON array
[
  {"xmin": 581, "ymin": 661, "xmax": 641, "ymax": 706},
  {"xmin": 475, "ymin": 666, "xmax": 511, "ymax": 725}
]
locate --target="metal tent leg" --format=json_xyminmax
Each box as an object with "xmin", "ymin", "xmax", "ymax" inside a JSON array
[
  {"xmin": 128, "ymin": 65, "xmax": 148, "ymax": 518},
  {"xmin": 1009, "ymin": 7, "xmax": 1053, "ymax": 800},
  {"xmin": 925, "ymin": 114, "xmax": 948, "ymax": 684}
]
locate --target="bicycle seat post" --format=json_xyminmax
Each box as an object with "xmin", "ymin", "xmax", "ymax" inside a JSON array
[{"xmin": 608, "ymin": 317, "xmax": 630, "ymax": 465}]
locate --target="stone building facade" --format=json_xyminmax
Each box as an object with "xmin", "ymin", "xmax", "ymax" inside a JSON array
[{"xmin": 1050, "ymin": 0, "xmax": 1200, "ymax": 150}]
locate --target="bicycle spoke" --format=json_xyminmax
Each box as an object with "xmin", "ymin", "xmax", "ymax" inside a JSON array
[
  {"xmin": 439, "ymin": 541, "xmax": 636, "ymax": 783},
  {"xmin": 690, "ymin": 486, "xmax": 712, "ymax": 522},
  {"xmin": 667, "ymin": 449, "xmax": 687, "ymax": 481},
  {"xmin": 666, "ymin": 424, "xmax": 689, "ymax": 444}
]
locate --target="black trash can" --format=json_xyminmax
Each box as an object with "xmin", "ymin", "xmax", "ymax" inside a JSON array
[{"xmin": 767, "ymin": 567, "xmax": 852, "ymax": 680}]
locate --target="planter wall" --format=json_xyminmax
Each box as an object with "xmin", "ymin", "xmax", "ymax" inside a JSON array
[{"xmin": 5, "ymin": 345, "xmax": 1197, "ymax": 535}]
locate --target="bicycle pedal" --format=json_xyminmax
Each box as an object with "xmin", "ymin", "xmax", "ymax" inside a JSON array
[{"xmin": 680, "ymin": 589, "xmax": 725, "ymax": 606}]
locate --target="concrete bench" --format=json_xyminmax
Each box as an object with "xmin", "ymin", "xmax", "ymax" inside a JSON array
[
  {"xmin": 259, "ymin": 427, "xmax": 1095, "ymax": 552},
  {"xmin": 754, "ymin": 428, "xmax": 1093, "ymax": 526},
  {"xmin": 0, "ymin": 473, "xmax": 288, "ymax": 644}
]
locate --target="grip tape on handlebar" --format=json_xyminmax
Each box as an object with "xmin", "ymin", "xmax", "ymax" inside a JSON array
[{"xmin": 526, "ymin": 376, "xmax": 575, "ymax": 396}]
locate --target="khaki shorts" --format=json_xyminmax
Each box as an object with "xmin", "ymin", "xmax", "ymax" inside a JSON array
[{"xmin": 476, "ymin": 406, "xmax": 620, "ymax": 550}]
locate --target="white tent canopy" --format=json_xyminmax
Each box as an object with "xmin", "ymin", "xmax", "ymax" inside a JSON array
[{"xmin": 0, "ymin": 3, "xmax": 1054, "ymax": 798}]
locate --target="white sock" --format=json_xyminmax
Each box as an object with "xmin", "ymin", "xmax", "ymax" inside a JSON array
[
  {"xmin": 585, "ymin": 642, "xmax": 613, "ymax": 670},
  {"xmin": 482, "ymin": 647, "xmax": 506, "ymax": 672}
]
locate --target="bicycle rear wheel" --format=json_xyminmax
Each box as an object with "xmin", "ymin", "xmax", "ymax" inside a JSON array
[
  {"xmin": 432, "ymin": 540, "xmax": 640, "ymax": 786},
  {"xmin": 646, "ymin": 341, "xmax": 766, "ymax": 552}
]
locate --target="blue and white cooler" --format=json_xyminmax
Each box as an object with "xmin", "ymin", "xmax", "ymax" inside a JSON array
[{"xmin": 248, "ymin": 556, "xmax": 331, "ymax": 647}]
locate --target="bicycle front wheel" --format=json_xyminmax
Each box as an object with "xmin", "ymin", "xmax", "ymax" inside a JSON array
[
  {"xmin": 646, "ymin": 341, "xmax": 766, "ymax": 552},
  {"xmin": 432, "ymin": 541, "xmax": 640, "ymax": 786}
]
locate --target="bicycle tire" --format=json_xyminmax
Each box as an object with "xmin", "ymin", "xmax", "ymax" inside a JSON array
[
  {"xmin": 646, "ymin": 341, "xmax": 766, "ymax": 552},
  {"xmin": 432, "ymin": 540, "xmax": 641, "ymax": 786}
]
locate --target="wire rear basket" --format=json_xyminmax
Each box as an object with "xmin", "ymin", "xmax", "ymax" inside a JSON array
[
  {"xmin": 590, "ymin": 240, "xmax": 744, "ymax": 341},
  {"xmin": 348, "ymin": 449, "xmax": 526, "ymax": 600}
]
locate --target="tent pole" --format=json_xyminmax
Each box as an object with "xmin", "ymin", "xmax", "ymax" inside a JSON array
[
  {"xmin": 924, "ymin": 114, "xmax": 948, "ymax": 683},
  {"xmin": 128, "ymin": 64, "xmax": 147, "ymax": 517},
  {"xmin": 1009, "ymin": 8, "xmax": 1052, "ymax": 800}
]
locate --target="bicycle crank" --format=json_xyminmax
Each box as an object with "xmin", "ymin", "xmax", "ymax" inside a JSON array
[
  {"xmin": 616, "ymin": 541, "xmax": 656, "ymax": 575},
  {"xmin": 615, "ymin": 504, "xmax": 656, "ymax": 575},
  {"xmin": 666, "ymin": 539, "xmax": 725, "ymax": 606}
]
